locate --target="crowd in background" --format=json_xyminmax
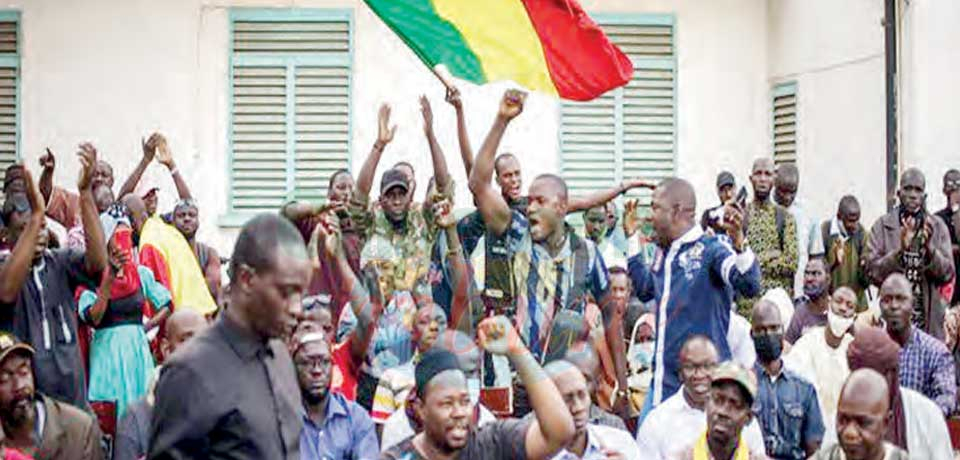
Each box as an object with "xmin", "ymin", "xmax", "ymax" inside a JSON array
[{"xmin": 0, "ymin": 86, "xmax": 957, "ymax": 460}]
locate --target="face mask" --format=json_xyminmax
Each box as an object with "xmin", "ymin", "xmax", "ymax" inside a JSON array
[
  {"xmin": 628, "ymin": 341, "xmax": 654, "ymax": 373},
  {"xmin": 467, "ymin": 377, "xmax": 481, "ymax": 406},
  {"xmin": 803, "ymin": 283, "xmax": 827, "ymax": 300},
  {"xmin": 753, "ymin": 333, "xmax": 783, "ymax": 363},
  {"xmin": 827, "ymin": 310, "xmax": 854, "ymax": 338}
]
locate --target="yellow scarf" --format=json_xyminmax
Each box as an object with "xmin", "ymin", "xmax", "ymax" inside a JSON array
[
  {"xmin": 693, "ymin": 430, "xmax": 750, "ymax": 460},
  {"xmin": 140, "ymin": 217, "xmax": 217, "ymax": 315}
]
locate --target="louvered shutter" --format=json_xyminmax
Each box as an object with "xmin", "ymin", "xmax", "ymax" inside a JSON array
[
  {"xmin": 772, "ymin": 82, "xmax": 797, "ymax": 165},
  {"xmin": 0, "ymin": 13, "xmax": 19, "ymax": 181},
  {"xmin": 229, "ymin": 11, "xmax": 352, "ymax": 215},
  {"xmin": 560, "ymin": 17, "xmax": 675, "ymax": 207}
]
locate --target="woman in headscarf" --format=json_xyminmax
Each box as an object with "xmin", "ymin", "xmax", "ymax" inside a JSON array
[
  {"xmin": 846, "ymin": 326, "xmax": 953, "ymax": 459},
  {"xmin": 79, "ymin": 203, "xmax": 171, "ymax": 418}
]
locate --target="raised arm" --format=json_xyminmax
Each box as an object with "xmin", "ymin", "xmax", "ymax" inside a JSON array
[
  {"xmin": 77, "ymin": 143, "xmax": 107, "ymax": 275},
  {"xmin": 0, "ymin": 167, "xmax": 44, "ymax": 304},
  {"xmin": 84, "ymin": 256, "xmax": 119, "ymax": 326},
  {"xmin": 477, "ymin": 316, "xmax": 575, "ymax": 460},
  {"xmin": 155, "ymin": 134, "xmax": 193, "ymax": 200},
  {"xmin": 567, "ymin": 179, "xmax": 656, "ymax": 214},
  {"xmin": 355, "ymin": 104, "xmax": 396, "ymax": 199},
  {"xmin": 118, "ymin": 134, "xmax": 159, "ymax": 199},
  {"xmin": 421, "ymin": 95, "xmax": 452, "ymax": 194},
  {"xmin": 433, "ymin": 199, "xmax": 473, "ymax": 333},
  {"xmin": 38, "ymin": 149, "xmax": 55, "ymax": 204},
  {"xmin": 445, "ymin": 86, "xmax": 474, "ymax": 176},
  {"xmin": 314, "ymin": 215, "xmax": 382, "ymax": 363},
  {"xmin": 467, "ymin": 90, "xmax": 525, "ymax": 237}
]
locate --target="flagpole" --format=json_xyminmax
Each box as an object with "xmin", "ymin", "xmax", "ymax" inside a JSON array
[{"xmin": 430, "ymin": 64, "xmax": 455, "ymax": 92}]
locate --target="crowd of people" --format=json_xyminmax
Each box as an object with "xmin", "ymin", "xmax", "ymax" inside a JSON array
[{"xmin": 0, "ymin": 86, "xmax": 957, "ymax": 460}]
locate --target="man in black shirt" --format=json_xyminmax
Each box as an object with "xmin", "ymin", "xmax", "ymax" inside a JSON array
[
  {"xmin": 700, "ymin": 171, "xmax": 737, "ymax": 235},
  {"xmin": 381, "ymin": 316, "xmax": 575, "ymax": 460},
  {"xmin": 935, "ymin": 169, "xmax": 959, "ymax": 307},
  {"xmin": 149, "ymin": 214, "xmax": 311, "ymax": 459}
]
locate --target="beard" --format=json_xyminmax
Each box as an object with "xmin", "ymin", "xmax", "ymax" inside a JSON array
[
  {"xmin": 301, "ymin": 386, "xmax": 328, "ymax": 406},
  {"xmin": 1, "ymin": 393, "xmax": 34, "ymax": 427}
]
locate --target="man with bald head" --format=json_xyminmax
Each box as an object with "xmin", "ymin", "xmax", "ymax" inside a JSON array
[
  {"xmin": 812, "ymin": 369, "xmax": 909, "ymax": 460},
  {"xmin": 739, "ymin": 158, "xmax": 799, "ymax": 315},
  {"xmin": 846, "ymin": 326, "xmax": 953, "ymax": 458},
  {"xmin": 751, "ymin": 299, "xmax": 824, "ymax": 459},
  {"xmin": 541, "ymin": 359, "xmax": 638, "ymax": 459},
  {"xmin": 637, "ymin": 336, "xmax": 765, "ymax": 460},
  {"xmin": 775, "ymin": 162, "xmax": 824, "ymax": 299},
  {"xmin": 877, "ymin": 273, "xmax": 956, "ymax": 416},
  {"xmin": 159, "ymin": 309, "xmax": 208, "ymax": 361},
  {"xmin": 115, "ymin": 309, "xmax": 208, "ymax": 460},
  {"xmin": 865, "ymin": 167, "xmax": 955, "ymax": 339},
  {"xmin": 628, "ymin": 177, "xmax": 760, "ymax": 412}
]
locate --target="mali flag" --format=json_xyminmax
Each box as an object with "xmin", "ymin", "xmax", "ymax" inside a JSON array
[{"xmin": 364, "ymin": 0, "xmax": 634, "ymax": 101}]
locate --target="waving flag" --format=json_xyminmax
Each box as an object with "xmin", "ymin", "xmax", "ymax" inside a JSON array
[{"xmin": 364, "ymin": 0, "xmax": 634, "ymax": 101}]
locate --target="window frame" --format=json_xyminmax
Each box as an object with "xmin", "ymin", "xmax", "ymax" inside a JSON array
[
  {"xmin": 222, "ymin": 8, "xmax": 354, "ymax": 227},
  {"xmin": 771, "ymin": 81, "xmax": 798, "ymax": 166},
  {"xmin": 557, "ymin": 13, "xmax": 676, "ymax": 224},
  {"xmin": 0, "ymin": 10, "xmax": 21, "ymax": 175}
]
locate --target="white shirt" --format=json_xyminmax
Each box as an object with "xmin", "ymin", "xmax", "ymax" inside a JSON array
[
  {"xmin": 819, "ymin": 387, "xmax": 953, "ymax": 460},
  {"xmin": 636, "ymin": 388, "xmax": 766, "ymax": 460},
  {"xmin": 380, "ymin": 403, "xmax": 497, "ymax": 451},
  {"xmin": 787, "ymin": 201, "xmax": 824, "ymax": 298},
  {"xmin": 727, "ymin": 313, "xmax": 757, "ymax": 369},
  {"xmin": 551, "ymin": 424, "xmax": 640, "ymax": 460},
  {"xmin": 783, "ymin": 327, "xmax": 852, "ymax": 437}
]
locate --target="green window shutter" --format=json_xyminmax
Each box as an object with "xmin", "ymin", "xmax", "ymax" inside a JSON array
[
  {"xmin": 772, "ymin": 82, "xmax": 797, "ymax": 165},
  {"xmin": 559, "ymin": 16, "xmax": 675, "ymax": 209},
  {"xmin": 0, "ymin": 12, "xmax": 19, "ymax": 181},
  {"xmin": 229, "ymin": 10, "xmax": 352, "ymax": 216}
]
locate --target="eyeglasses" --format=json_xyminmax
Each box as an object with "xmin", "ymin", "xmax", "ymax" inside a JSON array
[
  {"xmin": 680, "ymin": 362, "xmax": 717, "ymax": 375},
  {"xmin": 294, "ymin": 357, "xmax": 332, "ymax": 370}
]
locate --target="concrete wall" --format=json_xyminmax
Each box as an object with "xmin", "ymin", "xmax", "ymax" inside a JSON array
[
  {"xmin": 2, "ymin": 0, "xmax": 773, "ymax": 255},
  {"xmin": 899, "ymin": 0, "xmax": 960, "ymax": 213},
  {"xmin": 767, "ymin": 0, "xmax": 887, "ymax": 226},
  {"xmin": 767, "ymin": 0, "xmax": 960, "ymax": 227}
]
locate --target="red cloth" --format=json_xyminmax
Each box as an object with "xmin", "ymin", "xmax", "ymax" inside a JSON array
[
  {"xmin": 3, "ymin": 447, "xmax": 33, "ymax": 460},
  {"xmin": 138, "ymin": 244, "xmax": 172, "ymax": 317},
  {"xmin": 107, "ymin": 226, "xmax": 141, "ymax": 300},
  {"xmin": 331, "ymin": 336, "xmax": 359, "ymax": 401}
]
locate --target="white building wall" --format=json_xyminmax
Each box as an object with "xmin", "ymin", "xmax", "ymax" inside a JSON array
[
  {"xmin": 899, "ymin": 0, "xmax": 960, "ymax": 213},
  {"xmin": 0, "ymin": 0, "xmax": 797, "ymax": 255},
  {"xmin": 767, "ymin": 0, "xmax": 887, "ymax": 226},
  {"xmin": 767, "ymin": 0, "xmax": 960, "ymax": 227}
]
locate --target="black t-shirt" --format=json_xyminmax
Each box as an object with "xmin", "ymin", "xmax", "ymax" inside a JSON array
[
  {"xmin": 0, "ymin": 249, "xmax": 93, "ymax": 409},
  {"xmin": 936, "ymin": 207, "xmax": 959, "ymax": 304},
  {"xmin": 380, "ymin": 419, "xmax": 530, "ymax": 460}
]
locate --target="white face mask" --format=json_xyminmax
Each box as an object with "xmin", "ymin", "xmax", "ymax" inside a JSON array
[
  {"xmin": 827, "ymin": 310, "xmax": 854, "ymax": 338},
  {"xmin": 467, "ymin": 377, "xmax": 481, "ymax": 406},
  {"xmin": 628, "ymin": 341, "xmax": 654, "ymax": 374}
]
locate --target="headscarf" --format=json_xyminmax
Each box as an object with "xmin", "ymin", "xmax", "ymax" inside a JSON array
[
  {"xmin": 101, "ymin": 203, "xmax": 142, "ymax": 300},
  {"xmin": 847, "ymin": 326, "xmax": 907, "ymax": 450}
]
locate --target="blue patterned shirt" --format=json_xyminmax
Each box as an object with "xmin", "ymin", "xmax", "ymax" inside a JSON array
[
  {"xmin": 898, "ymin": 327, "xmax": 957, "ymax": 416},
  {"xmin": 753, "ymin": 364, "xmax": 825, "ymax": 460},
  {"xmin": 502, "ymin": 210, "xmax": 610, "ymax": 358}
]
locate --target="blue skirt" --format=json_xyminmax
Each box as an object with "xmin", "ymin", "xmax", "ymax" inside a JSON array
[{"xmin": 87, "ymin": 324, "xmax": 156, "ymax": 419}]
